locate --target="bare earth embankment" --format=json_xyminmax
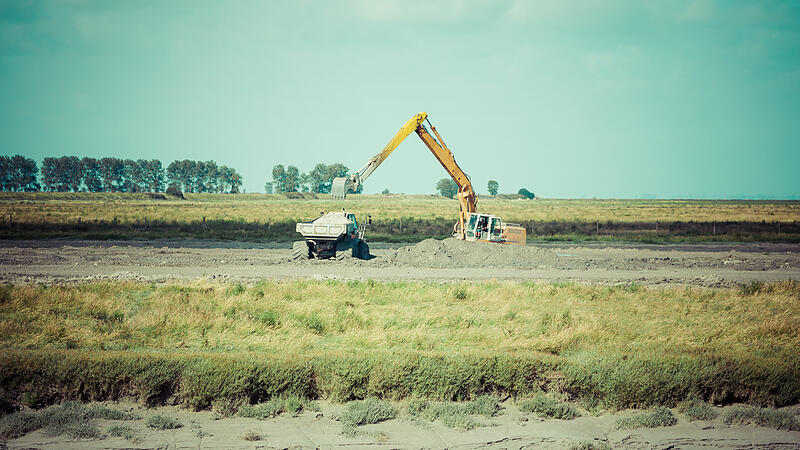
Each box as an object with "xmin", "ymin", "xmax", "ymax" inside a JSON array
[{"xmin": 1, "ymin": 238, "xmax": 798, "ymax": 286}]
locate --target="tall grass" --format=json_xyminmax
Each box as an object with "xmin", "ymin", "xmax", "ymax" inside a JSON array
[{"xmin": 0, "ymin": 280, "xmax": 798, "ymax": 410}]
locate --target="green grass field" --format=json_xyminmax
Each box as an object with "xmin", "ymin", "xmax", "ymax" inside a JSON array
[
  {"xmin": 1, "ymin": 280, "xmax": 798, "ymax": 412},
  {"xmin": 1, "ymin": 192, "xmax": 799, "ymax": 242}
]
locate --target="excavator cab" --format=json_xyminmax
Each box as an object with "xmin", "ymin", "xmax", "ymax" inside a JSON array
[
  {"xmin": 464, "ymin": 213, "xmax": 526, "ymax": 245},
  {"xmin": 465, "ymin": 213, "xmax": 501, "ymax": 242}
]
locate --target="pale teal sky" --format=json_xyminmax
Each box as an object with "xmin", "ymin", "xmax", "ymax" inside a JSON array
[{"xmin": 1, "ymin": 0, "xmax": 799, "ymax": 198}]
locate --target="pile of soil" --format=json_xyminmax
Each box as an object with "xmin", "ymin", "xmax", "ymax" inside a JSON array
[{"xmin": 382, "ymin": 238, "xmax": 581, "ymax": 269}]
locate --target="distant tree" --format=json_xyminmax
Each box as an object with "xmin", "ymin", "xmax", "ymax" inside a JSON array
[
  {"xmin": 0, "ymin": 155, "xmax": 39, "ymax": 192},
  {"xmin": 218, "ymin": 165, "xmax": 242, "ymax": 193},
  {"xmin": 283, "ymin": 165, "xmax": 300, "ymax": 192},
  {"xmin": 99, "ymin": 157, "xmax": 125, "ymax": 192},
  {"xmin": 81, "ymin": 157, "xmax": 103, "ymax": 192},
  {"xmin": 487, "ymin": 180, "xmax": 499, "ymax": 196},
  {"xmin": 127, "ymin": 159, "xmax": 146, "ymax": 192},
  {"xmin": 264, "ymin": 181, "xmax": 273, "ymax": 194},
  {"xmin": 0, "ymin": 157, "xmax": 9, "ymax": 191},
  {"xmin": 167, "ymin": 160, "xmax": 194, "ymax": 193},
  {"xmin": 436, "ymin": 178, "xmax": 458, "ymax": 198},
  {"xmin": 143, "ymin": 159, "xmax": 165, "ymax": 192},
  {"xmin": 381, "ymin": 188, "xmax": 390, "ymax": 195},
  {"xmin": 518, "ymin": 188, "xmax": 535, "ymax": 199},
  {"xmin": 41, "ymin": 156, "xmax": 82, "ymax": 192},
  {"xmin": 271, "ymin": 164, "xmax": 286, "ymax": 193},
  {"xmin": 304, "ymin": 162, "xmax": 349, "ymax": 194}
]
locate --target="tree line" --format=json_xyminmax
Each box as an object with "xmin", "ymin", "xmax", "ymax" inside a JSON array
[
  {"xmin": 0, "ymin": 155, "xmax": 242, "ymax": 193},
  {"xmin": 435, "ymin": 178, "xmax": 534, "ymax": 199},
  {"xmin": 266, "ymin": 163, "xmax": 354, "ymax": 194}
]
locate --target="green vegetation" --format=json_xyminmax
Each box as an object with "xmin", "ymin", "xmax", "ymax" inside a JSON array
[
  {"xmin": 406, "ymin": 395, "xmax": 502, "ymax": 430},
  {"xmin": 0, "ymin": 402, "xmax": 138, "ymax": 440},
  {"xmin": 238, "ymin": 395, "xmax": 316, "ymax": 419},
  {"xmin": 519, "ymin": 394, "xmax": 581, "ymax": 420},
  {"xmin": 242, "ymin": 430, "xmax": 261, "ymax": 441},
  {"xmin": 340, "ymin": 398, "xmax": 398, "ymax": 426},
  {"xmin": 722, "ymin": 406, "xmax": 800, "ymax": 431},
  {"xmin": 146, "ymin": 414, "xmax": 183, "ymax": 430},
  {"xmin": 678, "ymin": 399, "xmax": 718, "ymax": 421},
  {"xmin": 107, "ymin": 424, "xmax": 142, "ymax": 442},
  {"xmin": 436, "ymin": 178, "xmax": 458, "ymax": 198},
  {"xmin": 615, "ymin": 407, "xmax": 677, "ymax": 429},
  {"xmin": 1, "ymin": 193, "xmax": 797, "ymax": 242},
  {"xmin": 340, "ymin": 398, "xmax": 397, "ymax": 435},
  {"xmin": 0, "ymin": 280, "xmax": 797, "ymax": 413}
]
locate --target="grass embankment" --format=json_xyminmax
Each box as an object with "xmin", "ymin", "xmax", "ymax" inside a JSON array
[
  {"xmin": 1, "ymin": 192, "xmax": 798, "ymax": 242},
  {"xmin": 0, "ymin": 280, "xmax": 798, "ymax": 412}
]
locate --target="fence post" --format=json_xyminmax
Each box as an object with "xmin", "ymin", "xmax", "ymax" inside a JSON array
[
  {"xmin": 202, "ymin": 216, "xmax": 207, "ymax": 231},
  {"xmin": 596, "ymin": 220, "xmax": 599, "ymax": 235},
  {"xmin": 778, "ymin": 222, "xmax": 781, "ymax": 235},
  {"xmin": 8, "ymin": 214, "xmax": 11, "ymax": 233},
  {"xmin": 400, "ymin": 217, "xmax": 403, "ymax": 233},
  {"xmin": 713, "ymin": 221, "xmax": 715, "ymax": 235},
  {"xmin": 655, "ymin": 220, "xmax": 658, "ymax": 233}
]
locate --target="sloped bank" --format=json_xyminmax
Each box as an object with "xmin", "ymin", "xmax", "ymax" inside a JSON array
[{"xmin": 1, "ymin": 349, "xmax": 797, "ymax": 415}]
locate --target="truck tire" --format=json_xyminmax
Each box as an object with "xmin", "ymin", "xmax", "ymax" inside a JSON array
[
  {"xmin": 357, "ymin": 241, "xmax": 370, "ymax": 260},
  {"xmin": 292, "ymin": 241, "xmax": 310, "ymax": 260}
]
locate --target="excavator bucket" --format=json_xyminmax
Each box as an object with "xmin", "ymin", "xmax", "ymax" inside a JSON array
[{"xmin": 331, "ymin": 177, "xmax": 351, "ymax": 199}]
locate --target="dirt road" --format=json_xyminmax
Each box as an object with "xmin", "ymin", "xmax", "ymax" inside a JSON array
[{"xmin": 1, "ymin": 239, "xmax": 798, "ymax": 287}]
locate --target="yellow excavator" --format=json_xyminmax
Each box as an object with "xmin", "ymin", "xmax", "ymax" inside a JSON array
[{"xmin": 332, "ymin": 112, "xmax": 526, "ymax": 245}]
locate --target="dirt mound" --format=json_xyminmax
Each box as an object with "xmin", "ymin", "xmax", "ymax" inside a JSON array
[{"xmin": 383, "ymin": 238, "xmax": 581, "ymax": 269}]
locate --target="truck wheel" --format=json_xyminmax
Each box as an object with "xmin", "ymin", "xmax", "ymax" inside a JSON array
[
  {"xmin": 292, "ymin": 241, "xmax": 310, "ymax": 260},
  {"xmin": 357, "ymin": 241, "xmax": 370, "ymax": 260}
]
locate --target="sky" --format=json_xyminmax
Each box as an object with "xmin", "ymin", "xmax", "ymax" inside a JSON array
[{"xmin": 1, "ymin": 0, "xmax": 799, "ymax": 198}]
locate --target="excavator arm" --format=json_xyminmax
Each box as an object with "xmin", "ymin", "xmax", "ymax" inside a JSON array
[
  {"xmin": 331, "ymin": 112, "xmax": 477, "ymax": 238},
  {"xmin": 331, "ymin": 113, "xmax": 427, "ymax": 197}
]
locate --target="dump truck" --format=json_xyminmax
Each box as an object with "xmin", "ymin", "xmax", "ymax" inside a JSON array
[
  {"xmin": 293, "ymin": 211, "xmax": 370, "ymax": 260},
  {"xmin": 332, "ymin": 112, "xmax": 526, "ymax": 245}
]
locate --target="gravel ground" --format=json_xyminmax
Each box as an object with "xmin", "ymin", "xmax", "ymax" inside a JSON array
[{"xmin": 1, "ymin": 238, "xmax": 798, "ymax": 287}]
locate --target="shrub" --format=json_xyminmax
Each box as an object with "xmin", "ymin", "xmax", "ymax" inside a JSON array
[
  {"xmin": 677, "ymin": 399, "xmax": 718, "ymax": 421},
  {"xmin": 165, "ymin": 184, "xmax": 184, "ymax": 199},
  {"xmin": 518, "ymin": 188, "xmax": 535, "ymax": 199},
  {"xmin": 519, "ymin": 394, "xmax": 580, "ymax": 420},
  {"xmin": 243, "ymin": 430, "xmax": 261, "ymax": 441},
  {"xmin": 146, "ymin": 415, "xmax": 182, "ymax": 430},
  {"xmin": 239, "ymin": 399, "xmax": 284, "ymax": 419},
  {"xmin": 722, "ymin": 406, "xmax": 799, "ymax": 431},
  {"xmin": 405, "ymin": 395, "xmax": 501, "ymax": 430},
  {"xmin": 107, "ymin": 424, "xmax": 141, "ymax": 442},
  {"xmin": 340, "ymin": 398, "xmax": 397, "ymax": 427},
  {"xmin": 615, "ymin": 407, "xmax": 677, "ymax": 429},
  {"xmin": 0, "ymin": 402, "xmax": 135, "ymax": 440}
]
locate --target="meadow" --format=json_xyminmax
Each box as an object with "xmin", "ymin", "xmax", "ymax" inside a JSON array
[
  {"xmin": 1, "ymin": 192, "xmax": 799, "ymax": 242},
  {"xmin": 1, "ymin": 280, "xmax": 798, "ymax": 412}
]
